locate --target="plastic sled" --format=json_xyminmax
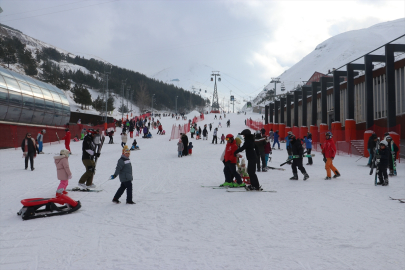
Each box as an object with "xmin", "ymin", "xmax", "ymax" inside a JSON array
[{"xmin": 17, "ymin": 194, "xmax": 81, "ymax": 220}]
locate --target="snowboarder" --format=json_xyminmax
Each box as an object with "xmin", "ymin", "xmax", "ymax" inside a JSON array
[
  {"xmin": 234, "ymin": 129, "xmax": 262, "ymax": 191},
  {"xmin": 78, "ymin": 129, "xmax": 99, "ymax": 189},
  {"xmin": 110, "ymin": 146, "xmax": 135, "ymax": 204},
  {"xmin": 54, "ymin": 149, "xmax": 72, "ymax": 196},
  {"xmin": 376, "ymin": 140, "xmax": 390, "ymax": 186},
  {"xmin": 21, "ymin": 133, "xmax": 37, "ymax": 171},
  {"xmin": 321, "ymin": 131, "xmax": 340, "ymax": 180},
  {"xmin": 288, "ymin": 134, "xmax": 309, "ymax": 180},
  {"xmin": 220, "ymin": 134, "xmax": 245, "ymax": 187}
]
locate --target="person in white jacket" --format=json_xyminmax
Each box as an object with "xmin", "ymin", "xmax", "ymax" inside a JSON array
[{"xmin": 121, "ymin": 132, "xmax": 128, "ymax": 148}]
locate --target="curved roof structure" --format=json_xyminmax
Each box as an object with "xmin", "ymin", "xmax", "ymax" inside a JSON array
[{"xmin": 0, "ymin": 66, "xmax": 70, "ymax": 126}]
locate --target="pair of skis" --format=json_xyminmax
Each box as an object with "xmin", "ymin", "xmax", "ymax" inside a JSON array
[
  {"xmin": 280, "ymin": 154, "xmax": 315, "ymax": 167},
  {"xmin": 370, "ymin": 137, "xmax": 380, "ymax": 186},
  {"xmin": 201, "ymin": 185, "xmax": 276, "ymax": 192}
]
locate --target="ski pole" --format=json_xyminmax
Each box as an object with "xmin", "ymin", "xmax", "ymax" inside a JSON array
[{"xmin": 355, "ymin": 155, "xmax": 363, "ymax": 162}]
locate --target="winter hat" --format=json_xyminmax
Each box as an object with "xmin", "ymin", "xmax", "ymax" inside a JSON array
[
  {"xmin": 240, "ymin": 129, "xmax": 251, "ymax": 136},
  {"xmin": 122, "ymin": 145, "xmax": 130, "ymax": 154},
  {"xmin": 380, "ymin": 140, "xmax": 388, "ymax": 147},
  {"xmin": 235, "ymin": 137, "xmax": 242, "ymax": 146},
  {"xmin": 60, "ymin": 149, "xmax": 70, "ymax": 158}
]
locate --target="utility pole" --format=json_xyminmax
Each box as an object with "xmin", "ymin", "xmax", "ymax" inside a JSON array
[
  {"xmin": 126, "ymin": 85, "xmax": 130, "ymax": 119},
  {"xmin": 104, "ymin": 67, "xmax": 111, "ymax": 126},
  {"xmin": 211, "ymin": 71, "xmax": 220, "ymax": 112},
  {"xmin": 175, "ymin": 96, "xmax": 178, "ymax": 114},
  {"xmin": 151, "ymin": 94, "xmax": 155, "ymax": 116}
]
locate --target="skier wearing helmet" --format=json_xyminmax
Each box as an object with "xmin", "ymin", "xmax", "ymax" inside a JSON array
[
  {"xmin": 321, "ymin": 131, "xmax": 340, "ymax": 180},
  {"xmin": 219, "ymin": 134, "xmax": 245, "ymax": 188}
]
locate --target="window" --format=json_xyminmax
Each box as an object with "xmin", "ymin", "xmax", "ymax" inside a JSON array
[
  {"xmin": 31, "ymin": 111, "xmax": 45, "ymax": 125},
  {"xmin": 17, "ymin": 80, "xmax": 33, "ymax": 96},
  {"xmin": 5, "ymin": 106, "xmax": 22, "ymax": 122},
  {"xmin": 30, "ymin": 84, "xmax": 44, "ymax": 98},
  {"xmin": 0, "ymin": 87, "xmax": 8, "ymax": 104},
  {"xmin": 34, "ymin": 97, "xmax": 46, "ymax": 111},
  {"xmin": 8, "ymin": 90, "xmax": 23, "ymax": 107},
  {"xmin": 3, "ymin": 76, "xmax": 21, "ymax": 92}
]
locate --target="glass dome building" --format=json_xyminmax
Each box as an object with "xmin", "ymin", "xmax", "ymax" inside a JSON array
[{"xmin": 0, "ymin": 66, "xmax": 70, "ymax": 126}]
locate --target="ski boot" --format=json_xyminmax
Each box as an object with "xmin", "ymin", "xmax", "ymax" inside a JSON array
[
  {"xmin": 219, "ymin": 182, "xmax": 233, "ymax": 187},
  {"xmin": 290, "ymin": 174, "xmax": 298, "ymax": 180},
  {"xmin": 382, "ymin": 178, "xmax": 389, "ymax": 186},
  {"xmin": 262, "ymin": 168, "xmax": 268, "ymax": 172},
  {"xmin": 389, "ymin": 170, "xmax": 394, "ymax": 176},
  {"xmin": 333, "ymin": 171, "xmax": 341, "ymax": 178},
  {"xmin": 245, "ymin": 185, "xmax": 263, "ymax": 191},
  {"xmin": 324, "ymin": 176, "xmax": 332, "ymax": 180},
  {"xmin": 303, "ymin": 173, "xmax": 309, "ymax": 181},
  {"xmin": 232, "ymin": 182, "xmax": 246, "ymax": 188}
]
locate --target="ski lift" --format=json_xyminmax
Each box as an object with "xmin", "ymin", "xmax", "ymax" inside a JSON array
[
  {"xmin": 211, "ymin": 78, "xmax": 213, "ymax": 81},
  {"xmin": 218, "ymin": 78, "xmax": 221, "ymax": 82},
  {"xmin": 281, "ymin": 83, "xmax": 285, "ymax": 91}
]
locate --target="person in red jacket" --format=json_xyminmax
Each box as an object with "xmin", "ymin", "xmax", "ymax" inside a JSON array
[
  {"xmin": 322, "ymin": 132, "xmax": 340, "ymax": 180},
  {"xmin": 220, "ymin": 134, "xmax": 245, "ymax": 187},
  {"xmin": 61, "ymin": 128, "xmax": 72, "ymax": 152}
]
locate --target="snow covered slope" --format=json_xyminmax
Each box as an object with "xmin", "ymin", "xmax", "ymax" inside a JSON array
[
  {"xmin": 259, "ymin": 18, "xmax": 405, "ymax": 103},
  {"xmin": 0, "ymin": 112, "xmax": 404, "ymax": 269}
]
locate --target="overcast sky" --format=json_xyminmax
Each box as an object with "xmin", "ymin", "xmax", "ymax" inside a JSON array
[{"xmin": 0, "ymin": 0, "xmax": 404, "ymax": 97}]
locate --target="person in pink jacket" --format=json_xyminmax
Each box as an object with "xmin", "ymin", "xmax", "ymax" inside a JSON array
[{"xmin": 54, "ymin": 149, "xmax": 72, "ymax": 196}]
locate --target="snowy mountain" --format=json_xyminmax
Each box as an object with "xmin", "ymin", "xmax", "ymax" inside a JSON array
[{"xmin": 255, "ymin": 18, "xmax": 405, "ymax": 107}]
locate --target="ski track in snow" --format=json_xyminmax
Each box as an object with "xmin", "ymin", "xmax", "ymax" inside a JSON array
[{"xmin": 0, "ymin": 112, "xmax": 404, "ymax": 270}]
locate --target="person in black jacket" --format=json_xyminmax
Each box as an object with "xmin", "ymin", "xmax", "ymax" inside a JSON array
[
  {"xmin": 78, "ymin": 129, "xmax": 100, "ymax": 189},
  {"xmin": 181, "ymin": 133, "xmax": 189, "ymax": 156},
  {"xmin": 384, "ymin": 136, "xmax": 399, "ymax": 176},
  {"xmin": 21, "ymin": 133, "xmax": 37, "ymax": 171},
  {"xmin": 254, "ymin": 132, "xmax": 267, "ymax": 172},
  {"xmin": 376, "ymin": 140, "xmax": 390, "ymax": 186},
  {"xmin": 288, "ymin": 134, "xmax": 309, "ymax": 180},
  {"xmin": 234, "ymin": 129, "xmax": 262, "ymax": 191},
  {"xmin": 367, "ymin": 133, "xmax": 377, "ymax": 167}
]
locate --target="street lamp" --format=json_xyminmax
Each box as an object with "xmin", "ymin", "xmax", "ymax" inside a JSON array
[{"xmin": 151, "ymin": 94, "xmax": 155, "ymax": 116}]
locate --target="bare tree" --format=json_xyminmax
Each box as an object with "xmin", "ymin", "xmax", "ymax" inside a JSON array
[{"xmin": 137, "ymin": 81, "xmax": 150, "ymax": 113}]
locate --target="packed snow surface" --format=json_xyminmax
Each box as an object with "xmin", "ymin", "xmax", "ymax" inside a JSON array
[{"xmin": 0, "ymin": 112, "xmax": 404, "ymax": 270}]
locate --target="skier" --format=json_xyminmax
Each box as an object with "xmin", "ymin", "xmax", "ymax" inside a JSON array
[
  {"xmin": 108, "ymin": 130, "xmax": 114, "ymax": 144},
  {"xmin": 384, "ymin": 136, "xmax": 398, "ymax": 176},
  {"xmin": 214, "ymin": 115, "xmax": 217, "ymax": 119},
  {"xmin": 227, "ymin": 119, "xmax": 230, "ymax": 127},
  {"xmin": 272, "ymin": 130, "xmax": 280, "ymax": 149},
  {"xmin": 288, "ymin": 134, "xmax": 310, "ymax": 180},
  {"xmin": 234, "ymin": 129, "xmax": 262, "ymax": 191},
  {"xmin": 129, "ymin": 122, "xmax": 134, "ymax": 138},
  {"xmin": 36, "ymin": 129, "xmax": 46, "ymax": 154},
  {"xmin": 209, "ymin": 123, "xmax": 212, "ymax": 132},
  {"xmin": 218, "ymin": 121, "xmax": 222, "ymax": 128},
  {"xmin": 54, "ymin": 149, "xmax": 72, "ymax": 196},
  {"xmin": 190, "ymin": 126, "xmax": 195, "ymax": 138},
  {"xmin": 61, "ymin": 128, "xmax": 71, "ymax": 153},
  {"xmin": 78, "ymin": 129, "xmax": 99, "ymax": 189},
  {"xmin": 220, "ymin": 134, "xmax": 225, "ymax": 144},
  {"xmin": 203, "ymin": 126, "xmax": 208, "ymax": 140},
  {"xmin": 212, "ymin": 128, "xmax": 218, "ymax": 144},
  {"xmin": 80, "ymin": 128, "xmax": 86, "ymax": 140},
  {"xmin": 110, "ymin": 146, "xmax": 136, "ymax": 204},
  {"xmin": 367, "ymin": 133, "xmax": 377, "ymax": 167},
  {"xmin": 220, "ymin": 134, "xmax": 245, "ymax": 187},
  {"xmin": 188, "ymin": 142, "xmax": 193, "ymax": 155},
  {"xmin": 376, "ymin": 140, "xmax": 390, "ymax": 186},
  {"xmin": 269, "ymin": 129, "xmax": 274, "ymax": 142},
  {"xmin": 303, "ymin": 132, "xmax": 313, "ymax": 165},
  {"xmin": 21, "ymin": 133, "xmax": 37, "ymax": 171},
  {"xmin": 255, "ymin": 132, "xmax": 267, "ymax": 172},
  {"xmin": 321, "ymin": 131, "xmax": 340, "ymax": 180}
]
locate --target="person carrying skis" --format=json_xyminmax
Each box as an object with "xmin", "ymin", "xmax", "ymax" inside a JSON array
[
  {"xmin": 367, "ymin": 133, "xmax": 377, "ymax": 167},
  {"xmin": 212, "ymin": 128, "xmax": 218, "ymax": 144},
  {"xmin": 321, "ymin": 131, "xmax": 340, "ymax": 180},
  {"xmin": 110, "ymin": 146, "xmax": 135, "ymax": 204},
  {"xmin": 384, "ymin": 135, "xmax": 399, "ymax": 176},
  {"xmin": 255, "ymin": 132, "xmax": 267, "ymax": 172},
  {"xmin": 54, "ymin": 149, "xmax": 72, "ymax": 196},
  {"xmin": 288, "ymin": 134, "xmax": 309, "ymax": 180},
  {"xmin": 21, "ymin": 133, "xmax": 37, "ymax": 171},
  {"xmin": 234, "ymin": 129, "xmax": 262, "ymax": 191},
  {"xmin": 61, "ymin": 128, "xmax": 71, "ymax": 153},
  {"xmin": 272, "ymin": 130, "xmax": 280, "ymax": 149},
  {"xmin": 376, "ymin": 140, "xmax": 390, "ymax": 186},
  {"xmin": 220, "ymin": 134, "xmax": 245, "ymax": 188},
  {"xmin": 303, "ymin": 132, "xmax": 313, "ymax": 165},
  {"xmin": 78, "ymin": 129, "xmax": 99, "ymax": 189}
]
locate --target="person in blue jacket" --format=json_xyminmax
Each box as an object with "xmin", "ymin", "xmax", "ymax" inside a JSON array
[
  {"xmin": 285, "ymin": 131, "xmax": 292, "ymax": 156},
  {"xmin": 303, "ymin": 132, "xmax": 313, "ymax": 165},
  {"xmin": 272, "ymin": 130, "xmax": 280, "ymax": 149}
]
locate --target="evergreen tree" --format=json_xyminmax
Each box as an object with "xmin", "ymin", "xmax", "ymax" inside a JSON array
[{"xmin": 71, "ymin": 84, "xmax": 92, "ymax": 109}]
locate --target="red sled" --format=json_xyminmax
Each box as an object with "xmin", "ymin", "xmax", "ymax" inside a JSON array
[
  {"xmin": 234, "ymin": 176, "xmax": 250, "ymax": 185},
  {"xmin": 17, "ymin": 194, "xmax": 81, "ymax": 220}
]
